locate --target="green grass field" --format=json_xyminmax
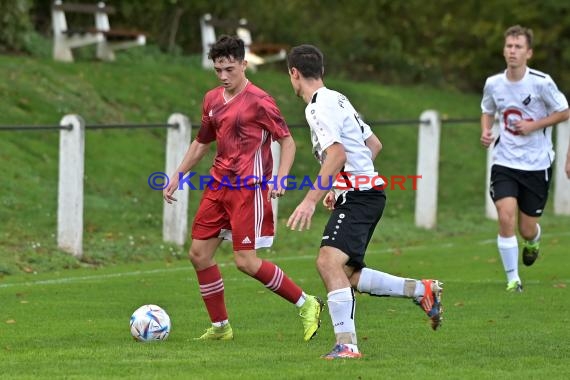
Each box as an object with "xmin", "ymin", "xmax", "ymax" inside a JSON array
[
  {"xmin": 2, "ymin": 223, "xmax": 569, "ymax": 379},
  {"xmin": 1, "ymin": 51, "xmax": 570, "ymax": 379}
]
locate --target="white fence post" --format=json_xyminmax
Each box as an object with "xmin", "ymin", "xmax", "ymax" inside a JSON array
[
  {"xmin": 163, "ymin": 113, "xmax": 192, "ymax": 246},
  {"xmin": 554, "ymin": 120, "xmax": 570, "ymax": 215},
  {"xmin": 415, "ymin": 110, "xmax": 440, "ymax": 229},
  {"xmin": 200, "ymin": 14, "xmax": 216, "ymax": 69},
  {"xmin": 57, "ymin": 114, "xmax": 85, "ymax": 257},
  {"xmin": 485, "ymin": 116, "xmax": 499, "ymax": 220},
  {"xmin": 271, "ymin": 140, "xmax": 281, "ymax": 232}
]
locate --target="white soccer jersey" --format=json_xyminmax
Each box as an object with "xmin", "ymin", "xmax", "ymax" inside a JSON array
[
  {"xmin": 481, "ymin": 67, "xmax": 568, "ymax": 170},
  {"xmin": 305, "ymin": 87, "xmax": 382, "ymax": 189}
]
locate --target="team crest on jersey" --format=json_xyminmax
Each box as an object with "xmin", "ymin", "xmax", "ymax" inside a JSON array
[{"xmin": 522, "ymin": 94, "xmax": 531, "ymax": 106}]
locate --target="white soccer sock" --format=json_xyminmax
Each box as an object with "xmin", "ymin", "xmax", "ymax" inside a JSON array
[
  {"xmin": 357, "ymin": 267, "xmax": 422, "ymax": 298},
  {"xmin": 295, "ymin": 292, "xmax": 307, "ymax": 307},
  {"xmin": 212, "ymin": 320, "xmax": 229, "ymax": 328},
  {"xmin": 327, "ymin": 287, "xmax": 357, "ymax": 345},
  {"xmin": 413, "ymin": 281, "xmax": 426, "ymax": 299},
  {"xmin": 497, "ymin": 235, "xmax": 520, "ymax": 283}
]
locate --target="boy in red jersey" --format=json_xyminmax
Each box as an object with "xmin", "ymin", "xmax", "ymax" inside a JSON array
[{"xmin": 163, "ymin": 35, "xmax": 323, "ymax": 341}]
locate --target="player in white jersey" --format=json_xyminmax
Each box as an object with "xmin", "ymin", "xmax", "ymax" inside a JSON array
[
  {"xmin": 286, "ymin": 44, "xmax": 443, "ymax": 359},
  {"xmin": 481, "ymin": 25, "xmax": 569, "ymax": 292}
]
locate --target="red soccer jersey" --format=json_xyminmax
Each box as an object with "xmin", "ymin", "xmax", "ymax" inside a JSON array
[{"xmin": 196, "ymin": 82, "xmax": 290, "ymax": 186}]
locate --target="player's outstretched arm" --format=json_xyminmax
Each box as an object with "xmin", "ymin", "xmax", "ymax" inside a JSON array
[
  {"xmin": 287, "ymin": 143, "xmax": 346, "ymax": 231},
  {"xmin": 163, "ymin": 140, "xmax": 210, "ymax": 203},
  {"xmin": 269, "ymin": 135, "xmax": 296, "ymax": 200}
]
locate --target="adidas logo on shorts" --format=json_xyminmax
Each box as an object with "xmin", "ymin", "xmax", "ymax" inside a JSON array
[{"xmin": 241, "ymin": 236, "xmax": 252, "ymax": 244}]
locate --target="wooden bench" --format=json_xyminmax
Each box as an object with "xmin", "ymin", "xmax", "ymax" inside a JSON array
[
  {"xmin": 51, "ymin": 0, "xmax": 146, "ymax": 62},
  {"xmin": 200, "ymin": 13, "xmax": 287, "ymax": 71}
]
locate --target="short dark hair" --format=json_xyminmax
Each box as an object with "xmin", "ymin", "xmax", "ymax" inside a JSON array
[
  {"xmin": 208, "ymin": 35, "xmax": 245, "ymax": 62},
  {"xmin": 504, "ymin": 25, "xmax": 533, "ymax": 49},
  {"xmin": 287, "ymin": 44, "xmax": 324, "ymax": 80}
]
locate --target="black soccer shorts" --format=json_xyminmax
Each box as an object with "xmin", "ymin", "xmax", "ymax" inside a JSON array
[
  {"xmin": 489, "ymin": 164, "xmax": 552, "ymax": 217},
  {"xmin": 320, "ymin": 188, "xmax": 386, "ymax": 270}
]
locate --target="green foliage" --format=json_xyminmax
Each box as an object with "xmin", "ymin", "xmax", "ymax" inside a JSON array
[
  {"xmin": 117, "ymin": 0, "xmax": 570, "ymax": 91},
  {"xmin": 0, "ymin": 0, "xmax": 34, "ymax": 52},
  {"xmin": 22, "ymin": 0, "xmax": 570, "ymax": 91}
]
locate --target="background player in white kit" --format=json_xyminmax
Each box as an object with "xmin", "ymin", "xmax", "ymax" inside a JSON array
[
  {"xmin": 480, "ymin": 25, "xmax": 569, "ymax": 292},
  {"xmin": 286, "ymin": 44, "xmax": 443, "ymax": 359}
]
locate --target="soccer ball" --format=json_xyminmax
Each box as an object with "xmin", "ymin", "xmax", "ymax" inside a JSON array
[{"xmin": 130, "ymin": 304, "xmax": 171, "ymax": 342}]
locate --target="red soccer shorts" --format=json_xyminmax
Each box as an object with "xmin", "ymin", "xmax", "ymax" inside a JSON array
[{"xmin": 191, "ymin": 181, "xmax": 274, "ymax": 250}]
